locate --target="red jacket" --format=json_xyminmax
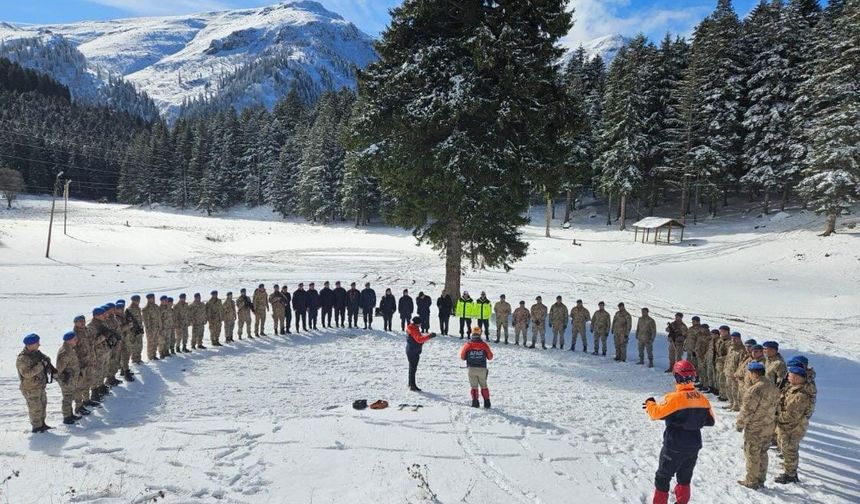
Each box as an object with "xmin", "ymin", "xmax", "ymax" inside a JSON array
[
  {"xmin": 406, "ymin": 323, "xmax": 431, "ymax": 356},
  {"xmin": 460, "ymin": 339, "xmax": 493, "ymax": 368}
]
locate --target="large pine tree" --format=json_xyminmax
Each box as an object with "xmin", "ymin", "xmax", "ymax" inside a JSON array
[{"xmin": 350, "ymin": 0, "xmax": 571, "ymax": 296}]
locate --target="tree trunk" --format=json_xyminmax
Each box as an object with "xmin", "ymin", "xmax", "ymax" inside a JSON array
[
  {"xmin": 619, "ymin": 194, "xmax": 627, "ymax": 231},
  {"xmin": 564, "ymin": 189, "xmax": 572, "ymax": 223},
  {"xmin": 550, "ymin": 196, "xmax": 556, "ymax": 219},
  {"xmin": 680, "ymin": 177, "xmax": 689, "ymax": 224},
  {"xmin": 781, "ymin": 185, "xmax": 789, "ymax": 212},
  {"xmin": 616, "ymin": 196, "xmax": 622, "ymax": 220},
  {"xmin": 648, "ymin": 178, "xmax": 657, "ymax": 216},
  {"xmin": 821, "ymin": 212, "xmax": 837, "ymax": 237},
  {"xmin": 545, "ymin": 194, "xmax": 552, "ymax": 238},
  {"xmin": 763, "ymin": 190, "xmax": 770, "ymax": 215},
  {"xmin": 444, "ymin": 221, "xmax": 463, "ymax": 298},
  {"xmin": 606, "ymin": 192, "xmax": 612, "ymax": 226}
]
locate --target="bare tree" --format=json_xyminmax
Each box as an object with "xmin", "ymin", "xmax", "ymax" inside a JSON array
[{"xmin": 0, "ymin": 167, "xmax": 26, "ymax": 209}]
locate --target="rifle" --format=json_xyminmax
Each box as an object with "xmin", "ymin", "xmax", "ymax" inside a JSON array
[
  {"xmin": 42, "ymin": 356, "xmax": 57, "ymax": 384},
  {"xmin": 126, "ymin": 309, "xmax": 144, "ymax": 336}
]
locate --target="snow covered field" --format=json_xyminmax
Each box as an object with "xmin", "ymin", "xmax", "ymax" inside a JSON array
[{"xmin": 0, "ymin": 197, "xmax": 858, "ymax": 503}]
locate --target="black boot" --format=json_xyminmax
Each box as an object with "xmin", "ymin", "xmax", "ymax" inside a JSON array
[
  {"xmin": 774, "ymin": 474, "xmax": 799, "ymax": 484},
  {"xmin": 76, "ymin": 407, "xmax": 91, "ymax": 416},
  {"xmin": 471, "ymin": 399, "xmax": 480, "ymax": 408},
  {"xmin": 63, "ymin": 416, "xmax": 76, "ymax": 425},
  {"xmin": 84, "ymin": 399, "xmax": 101, "ymax": 408},
  {"xmin": 484, "ymin": 399, "xmax": 491, "ymax": 409}
]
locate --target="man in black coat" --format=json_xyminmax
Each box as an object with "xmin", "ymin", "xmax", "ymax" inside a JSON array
[
  {"xmin": 346, "ymin": 282, "xmax": 360, "ymax": 328},
  {"xmin": 333, "ymin": 281, "xmax": 347, "ymax": 328},
  {"xmin": 359, "ymin": 282, "xmax": 377, "ymax": 330},
  {"xmin": 416, "ymin": 291, "xmax": 432, "ymax": 332},
  {"xmin": 280, "ymin": 285, "xmax": 292, "ymax": 334},
  {"xmin": 437, "ymin": 291, "xmax": 453, "ymax": 336},
  {"xmin": 398, "ymin": 289, "xmax": 414, "ymax": 331},
  {"xmin": 380, "ymin": 288, "xmax": 396, "ymax": 331},
  {"xmin": 319, "ymin": 281, "xmax": 335, "ymax": 328},
  {"xmin": 307, "ymin": 282, "xmax": 320, "ymax": 330},
  {"xmin": 292, "ymin": 283, "xmax": 307, "ymax": 332}
]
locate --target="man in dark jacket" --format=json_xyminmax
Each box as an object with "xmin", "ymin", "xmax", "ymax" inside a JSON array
[
  {"xmin": 380, "ymin": 289, "xmax": 396, "ymax": 331},
  {"xmin": 292, "ymin": 283, "xmax": 307, "ymax": 332},
  {"xmin": 437, "ymin": 291, "xmax": 453, "ymax": 336},
  {"xmin": 416, "ymin": 291, "xmax": 432, "ymax": 332},
  {"xmin": 333, "ymin": 281, "xmax": 347, "ymax": 328},
  {"xmin": 398, "ymin": 289, "xmax": 414, "ymax": 331},
  {"xmin": 360, "ymin": 283, "xmax": 376, "ymax": 329},
  {"xmin": 320, "ymin": 281, "xmax": 335, "ymax": 328},
  {"xmin": 405, "ymin": 316, "xmax": 436, "ymax": 391},
  {"xmin": 346, "ymin": 282, "xmax": 361, "ymax": 328},
  {"xmin": 280, "ymin": 285, "xmax": 292, "ymax": 334},
  {"xmin": 306, "ymin": 282, "xmax": 320, "ymax": 330},
  {"xmin": 645, "ymin": 360, "xmax": 715, "ymax": 504}
]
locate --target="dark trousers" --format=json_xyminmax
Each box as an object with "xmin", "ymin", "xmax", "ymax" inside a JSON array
[
  {"xmin": 478, "ymin": 319, "xmax": 489, "ymax": 337},
  {"xmin": 284, "ymin": 309, "xmax": 292, "ymax": 333},
  {"xmin": 322, "ymin": 308, "xmax": 332, "ymax": 327},
  {"xmin": 295, "ymin": 311, "xmax": 307, "ymax": 332},
  {"xmin": 400, "ymin": 314, "xmax": 412, "ymax": 331},
  {"xmin": 335, "ymin": 307, "xmax": 345, "ymax": 327},
  {"xmin": 347, "ymin": 309, "xmax": 358, "ymax": 328},
  {"xmin": 419, "ymin": 312, "xmax": 430, "ymax": 332},
  {"xmin": 308, "ymin": 309, "xmax": 318, "ymax": 329},
  {"xmin": 654, "ymin": 446, "xmax": 699, "ymax": 492},
  {"xmin": 363, "ymin": 311, "xmax": 373, "ymax": 329},
  {"xmin": 439, "ymin": 315, "xmax": 450, "ymax": 335},
  {"xmin": 459, "ymin": 318, "xmax": 472, "ymax": 337},
  {"xmin": 407, "ymin": 353, "xmax": 420, "ymax": 388},
  {"xmin": 383, "ymin": 314, "xmax": 393, "ymax": 331}
]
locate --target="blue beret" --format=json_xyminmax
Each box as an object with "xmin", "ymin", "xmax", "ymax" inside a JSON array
[
  {"xmin": 23, "ymin": 333, "xmax": 40, "ymax": 345},
  {"xmin": 74, "ymin": 315, "xmax": 85, "ymax": 322},
  {"xmin": 160, "ymin": 295, "xmax": 168, "ymax": 301},
  {"xmin": 131, "ymin": 294, "xmax": 141, "ymax": 301},
  {"xmin": 63, "ymin": 331, "xmax": 76, "ymax": 341},
  {"xmin": 167, "ymin": 297, "xmax": 173, "ymax": 302},
  {"xmin": 752, "ymin": 344, "xmax": 764, "ymax": 351},
  {"xmin": 719, "ymin": 325, "xmax": 730, "ymax": 331},
  {"xmin": 194, "ymin": 293, "xmax": 201, "ymax": 297},
  {"xmin": 787, "ymin": 356, "xmax": 809, "ymax": 367},
  {"xmin": 788, "ymin": 366, "xmax": 807, "ymax": 377},
  {"xmin": 116, "ymin": 299, "xmax": 125, "ymax": 305},
  {"xmin": 146, "ymin": 293, "xmax": 155, "ymax": 298},
  {"xmin": 93, "ymin": 307, "xmax": 105, "ymax": 316},
  {"xmin": 744, "ymin": 339, "xmax": 757, "ymax": 346},
  {"xmin": 227, "ymin": 291, "xmax": 232, "ymax": 296},
  {"xmin": 179, "ymin": 293, "xmax": 187, "ymax": 298},
  {"xmin": 210, "ymin": 290, "xmax": 218, "ymax": 295},
  {"xmin": 691, "ymin": 316, "xmax": 700, "ymax": 321},
  {"xmin": 762, "ymin": 341, "xmax": 778, "ymax": 349},
  {"xmin": 106, "ymin": 303, "xmax": 116, "ymax": 309},
  {"xmin": 731, "ymin": 332, "xmax": 741, "ymax": 338},
  {"xmin": 747, "ymin": 361, "xmax": 765, "ymax": 371}
]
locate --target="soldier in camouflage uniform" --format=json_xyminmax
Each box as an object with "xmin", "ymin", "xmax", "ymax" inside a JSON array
[
  {"xmin": 530, "ymin": 296, "xmax": 548, "ymax": 349},
  {"xmin": 206, "ymin": 290, "xmax": 223, "ymax": 346},
  {"xmin": 612, "ymin": 303, "xmax": 632, "ymax": 362},
  {"xmin": 569, "ymin": 300, "xmax": 591, "ymax": 352},
  {"xmin": 72, "ymin": 315, "xmax": 96, "ymax": 414},
  {"xmin": 86, "ymin": 306, "xmax": 113, "ymax": 400},
  {"xmin": 115, "ymin": 299, "xmax": 134, "ymax": 382},
  {"xmin": 763, "ymin": 341, "xmax": 786, "ymax": 385},
  {"xmin": 127, "ymin": 295, "xmax": 144, "ymax": 364},
  {"xmin": 774, "ymin": 365, "xmax": 814, "ymax": 484},
  {"xmin": 635, "ymin": 307, "xmax": 657, "ymax": 367},
  {"xmin": 702, "ymin": 327, "xmax": 719, "ymax": 395},
  {"xmin": 158, "ymin": 296, "xmax": 174, "ymax": 358},
  {"xmin": 142, "ymin": 294, "xmax": 162, "ymax": 361},
  {"xmin": 493, "ymin": 294, "xmax": 512, "ymax": 344},
  {"xmin": 723, "ymin": 332, "xmax": 746, "ymax": 411},
  {"xmin": 56, "ymin": 331, "xmax": 82, "ymax": 425},
  {"xmin": 189, "ymin": 293, "xmax": 207, "ymax": 350},
  {"xmin": 665, "ymin": 313, "xmax": 688, "ymax": 372},
  {"xmin": 692, "ymin": 322, "xmax": 711, "ymax": 390},
  {"xmin": 269, "ymin": 284, "xmax": 285, "ymax": 335},
  {"xmin": 591, "ymin": 301, "xmax": 611, "ymax": 356},
  {"xmin": 685, "ymin": 316, "xmax": 706, "ymax": 373},
  {"xmin": 715, "ymin": 326, "xmax": 732, "ymax": 400},
  {"xmin": 103, "ymin": 303, "xmax": 122, "ymax": 385},
  {"xmin": 253, "ymin": 284, "xmax": 268, "ymax": 337},
  {"xmin": 549, "ymin": 296, "xmax": 568, "ymax": 349},
  {"xmin": 236, "ymin": 288, "xmax": 253, "ymax": 339},
  {"xmin": 223, "ymin": 291, "xmax": 237, "ymax": 343},
  {"xmin": 736, "ymin": 342, "xmax": 765, "ymax": 411},
  {"xmin": 172, "ymin": 293, "xmax": 190, "ymax": 353},
  {"xmin": 17, "ymin": 334, "xmax": 54, "ymax": 433},
  {"xmin": 512, "ymin": 301, "xmax": 530, "ymax": 346},
  {"xmin": 736, "ymin": 361, "xmax": 779, "ymax": 490}
]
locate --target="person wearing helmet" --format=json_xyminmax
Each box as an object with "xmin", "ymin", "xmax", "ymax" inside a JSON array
[
  {"xmin": 460, "ymin": 326, "xmax": 494, "ymax": 408},
  {"xmin": 644, "ymin": 360, "xmax": 715, "ymax": 504},
  {"xmin": 405, "ymin": 316, "xmax": 436, "ymax": 392}
]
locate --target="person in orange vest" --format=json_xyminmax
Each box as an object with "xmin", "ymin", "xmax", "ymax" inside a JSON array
[
  {"xmin": 460, "ymin": 327, "xmax": 494, "ymax": 408},
  {"xmin": 644, "ymin": 360, "xmax": 715, "ymax": 504},
  {"xmin": 405, "ymin": 316, "xmax": 436, "ymax": 392}
]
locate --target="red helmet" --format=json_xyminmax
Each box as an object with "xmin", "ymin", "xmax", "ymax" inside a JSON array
[{"xmin": 673, "ymin": 360, "xmax": 697, "ymax": 377}]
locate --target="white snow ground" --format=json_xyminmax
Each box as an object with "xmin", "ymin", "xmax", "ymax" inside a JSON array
[{"xmin": 0, "ymin": 197, "xmax": 858, "ymax": 503}]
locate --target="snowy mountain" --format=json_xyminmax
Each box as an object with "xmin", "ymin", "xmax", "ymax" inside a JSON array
[
  {"xmin": 0, "ymin": 1, "xmax": 376, "ymax": 121},
  {"xmin": 580, "ymin": 34, "xmax": 630, "ymax": 64}
]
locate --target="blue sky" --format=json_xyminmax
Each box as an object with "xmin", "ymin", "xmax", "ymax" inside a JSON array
[{"xmin": 0, "ymin": 0, "xmax": 770, "ymax": 45}]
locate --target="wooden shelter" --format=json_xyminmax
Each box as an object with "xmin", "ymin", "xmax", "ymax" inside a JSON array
[{"xmin": 632, "ymin": 217, "xmax": 685, "ymax": 244}]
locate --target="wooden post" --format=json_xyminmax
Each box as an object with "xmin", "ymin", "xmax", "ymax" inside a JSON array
[
  {"xmin": 45, "ymin": 172, "xmax": 63, "ymax": 258},
  {"xmin": 63, "ymin": 180, "xmax": 71, "ymax": 236},
  {"xmin": 667, "ymin": 223, "xmax": 672, "ymax": 244},
  {"xmin": 634, "ymin": 227, "xmax": 638, "ymax": 242},
  {"xmin": 680, "ymin": 226, "xmax": 684, "ymax": 242}
]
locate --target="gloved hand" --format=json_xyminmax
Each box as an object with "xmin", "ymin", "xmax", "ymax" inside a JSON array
[
  {"xmin": 642, "ymin": 397, "xmax": 655, "ymax": 409},
  {"xmin": 428, "ymin": 333, "xmax": 437, "ymax": 339},
  {"xmin": 736, "ymin": 425, "xmax": 743, "ymax": 433}
]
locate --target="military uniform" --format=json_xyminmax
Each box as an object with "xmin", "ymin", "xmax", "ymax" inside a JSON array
[
  {"xmin": 530, "ymin": 301, "xmax": 548, "ymax": 349},
  {"xmin": 222, "ymin": 296, "xmax": 237, "ymax": 342},
  {"xmin": 85, "ymin": 318, "xmax": 109, "ymax": 398},
  {"xmin": 549, "ymin": 301, "xmax": 568, "ymax": 349},
  {"xmin": 17, "ymin": 347, "xmax": 52, "ymax": 431},
  {"xmin": 269, "ymin": 290, "xmax": 285, "ymax": 335},
  {"xmin": 73, "ymin": 324, "xmax": 93, "ymax": 412},
  {"xmin": 591, "ymin": 307, "xmax": 611, "ymax": 355},
  {"xmin": 666, "ymin": 320, "xmax": 688, "ymax": 370},
  {"xmin": 173, "ymin": 299, "xmax": 190, "ymax": 352},
  {"xmin": 694, "ymin": 328, "xmax": 713, "ymax": 390},
  {"xmin": 493, "ymin": 299, "xmax": 512, "ymax": 343},
  {"xmin": 611, "ymin": 308, "xmax": 632, "ymax": 362},
  {"xmin": 570, "ymin": 305, "xmax": 591, "ymax": 352},
  {"xmin": 189, "ymin": 299, "xmax": 206, "ymax": 349},
  {"xmin": 686, "ymin": 321, "xmax": 707, "ymax": 371},
  {"xmin": 158, "ymin": 303, "xmax": 174, "ymax": 358},
  {"xmin": 724, "ymin": 340, "xmax": 746, "ymax": 410},
  {"xmin": 737, "ymin": 355, "xmax": 766, "ymax": 410},
  {"xmin": 127, "ymin": 303, "xmax": 145, "ymax": 363},
  {"xmin": 252, "ymin": 287, "xmax": 268, "ymax": 336},
  {"xmin": 206, "ymin": 295, "xmax": 223, "ymax": 345},
  {"xmin": 104, "ymin": 310, "xmax": 122, "ymax": 381},
  {"xmin": 142, "ymin": 300, "xmax": 161, "ymax": 361},
  {"xmin": 236, "ymin": 293, "xmax": 253, "ymax": 338},
  {"xmin": 714, "ymin": 334, "xmax": 731, "ymax": 400},
  {"xmin": 776, "ymin": 383, "xmax": 814, "ymax": 480},
  {"xmin": 636, "ymin": 314, "xmax": 657, "ymax": 367},
  {"xmin": 736, "ymin": 376, "xmax": 779, "ymax": 488},
  {"xmin": 765, "ymin": 353, "xmax": 787, "ymax": 385},
  {"xmin": 512, "ymin": 305, "xmax": 530, "ymax": 345},
  {"xmin": 56, "ymin": 341, "xmax": 81, "ymax": 420}
]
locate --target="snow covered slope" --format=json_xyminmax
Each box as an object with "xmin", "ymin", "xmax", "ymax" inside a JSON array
[
  {"xmin": 0, "ymin": 1, "xmax": 376, "ymax": 121},
  {"xmin": 581, "ymin": 34, "xmax": 629, "ymax": 63},
  {"xmin": 0, "ymin": 197, "xmax": 857, "ymax": 503}
]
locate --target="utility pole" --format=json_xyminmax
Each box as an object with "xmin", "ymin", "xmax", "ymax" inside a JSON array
[
  {"xmin": 45, "ymin": 171, "xmax": 63, "ymax": 258},
  {"xmin": 63, "ymin": 179, "xmax": 71, "ymax": 236}
]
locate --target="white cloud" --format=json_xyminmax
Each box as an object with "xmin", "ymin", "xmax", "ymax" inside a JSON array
[
  {"xmin": 562, "ymin": 0, "xmax": 711, "ymax": 48},
  {"xmin": 83, "ymin": 0, "xmax": 230, "ymax": 16}
]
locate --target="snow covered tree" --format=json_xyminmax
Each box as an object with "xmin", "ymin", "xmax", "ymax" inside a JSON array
[
  {"xmin": 296, "ymin": 91, "xmax": 348, "ymax": 222},
  {"xmin": 0, "ymin": 166, "xmax": 25, "ymax": 208},
  {"xmin": 797, "ymin": 0, "xmax": 860, "ymax": 235},
  {"xmin": 559, "ymin": 47, "xmax": 594, "ymax": 225},
  {"xmin": 652, "ymin": 35, "xmax": 689, "ymax": 215},
  {"xmin": 268, "ymin": 89, "xmax": 307, "ymax": 217},
  {"xmin": 350, "ymin": 0, "xmax": 572, "ymax": 297}
]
